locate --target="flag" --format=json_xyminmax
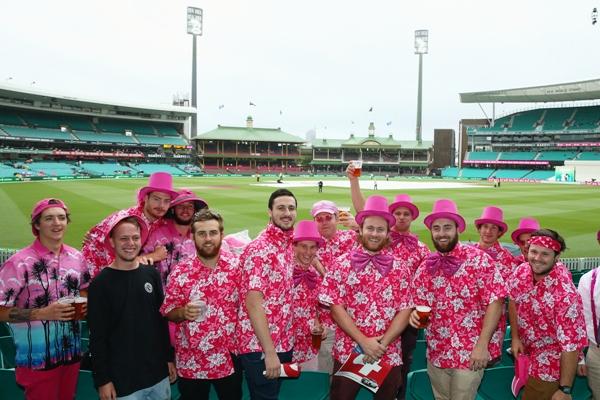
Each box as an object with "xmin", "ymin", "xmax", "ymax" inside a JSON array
[
  {"xmin": 218, "ymin": 104, "xmax": 224, "ymax": 109},
  {"xmin": 369, "ymin": 107, "xmax": 373, "ymax": 112},
  {"xmin": 386, "ymin": 121, "xmax": 392, "ymax": 126},
  {"xmin": 249, "ymin": 101, "xmax": 256, "ymax": 106}
]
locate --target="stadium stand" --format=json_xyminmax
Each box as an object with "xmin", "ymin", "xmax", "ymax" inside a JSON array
[
  {"xmin": 541, "ymin": 107, "xmax": 574, "ymax": 131},
  {"xmin": 73, "ymin": 130, "xmax": 138, "ymax": 144},
  {"xmin": 80, "ymin": 162, "xmax": 138, "ymax": 176},
  {"xmin": 491, "ymin": 169, "xmax": 532, "ymax": 179},
  {"xmin": 28, "ymin": 161, "xmax": 80, "ymax": 176},
  {"xmin": 132, "ymin": 163, "xmax": 189, "ymax": 176},
  {"xmin": 2, "ymin": 126, "xmax": 74, "ymax": 141},
  {"xmin": 536, "ymin": 151, "xmax": 578, "ymax": 161},
  {"xmin": 498, "ymin": 151, "xmax": 537, "ymax": 160},
  {"xmin": 578, "ymin": 151, "xmax": 600, "ymax": 160},
  {"xmin": 523, "ymin": 170, "xmax": 554, "ymax": 180},
  {"xmin": 466, "ymin": 151, "xmax": 498, "ymax": 161},
  {"xmin": 136, "ymin": 135, "xmax": 187, "ymax": 145},
  {"xmin": 441, "ymin": 167, "xmax": 459, "ymax": 178},
  {"xmin": 569, "ymin": 105, "xmax": 600, "ymax": 130},
  {"xmin": 460, "ymin": 168, "xmax": 495, "ymax": 179},
  {"xmin": 507, "ymin": 109, "xmax": 543, "ymax": 131}
]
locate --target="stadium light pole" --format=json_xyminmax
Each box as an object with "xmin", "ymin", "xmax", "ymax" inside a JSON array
[
  {"xmin": 187, "ymin": 7, "xmax": 203, "ymax": 139},
  {"xmin": 414, "ymin": 30, "xmax": 428, "ymax": 146}
]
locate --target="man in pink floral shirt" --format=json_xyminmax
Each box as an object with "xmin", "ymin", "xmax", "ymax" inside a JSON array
[
  {"xmin": 508, "ymin": 229, "xmax": 587, "ymax": 400},
  {"xmin": 236, "ymin": 189, "xmax": 297, "ymax": 400},
  {"xmin": 0, "ymin": 198, "xmax": 90, "ymax": 400},
  {"xmin": 510, "ymin": 217, "xmax": 541, "ymax": 265},
  {"xmin": 410, "ymin": 199, "xmax": 506, "ymax": 400},
  {"xmin": 82, "ymin": 172, "xmax": 178, "ymax": 278},
  {"xmin": 320, "ymin": 195, "xmax": 413, "ymax": 400},
  {"xmin": 144, "ymin": 189, "xmax": 207, "ymax": 287},
  {"xmin": 161, "ymin": 209, "xmax": 242, "ymax": 400}
]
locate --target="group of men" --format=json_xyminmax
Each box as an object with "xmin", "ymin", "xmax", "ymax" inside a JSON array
[{"xmin": 0, "ymin": 169, "xmax": 598, "ymax": 400}]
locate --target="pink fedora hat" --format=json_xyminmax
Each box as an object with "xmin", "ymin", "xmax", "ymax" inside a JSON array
[
  {"xmin": 511, "ymin": 217, "xmax": 540, "ymax": 244},
  {"xmin": 424, "ymin": 199, "xmax": 466, "ymax": 233},
  {"xmin": 389, "ymin": 194, "xmax": 419, "ymax": 219},
  {"xmin": 355, "ymin": 195, "xmax": 396, "ymax": 227},
  {"xmin": 474, "ymin": 206, "xmax": 508, "ymax": 236},
  {"xmin": 293, "ymin": 220, "xmax": 325, "ymax": 246},
  {"xmin": 137, "ymin": 172, "xmax": 178, "ymax": 203},
  {"xmin": 31, "ymin": 198, "xmax": 69, "ymax": 236},
  {"xmin": 311, "ymin": 200, "xmax": 338, "ymax": 217},
  {"xmin": 104, "ymin": 214, "xmax": 149, "ymax": 257},
  {"xmin": 170, "ymin": 189, "xmax": 208, "ymax": 211}
]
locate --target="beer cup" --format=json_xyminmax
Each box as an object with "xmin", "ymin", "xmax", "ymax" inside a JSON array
[
  {"xmin": 416, "ymin": 305, "xmax": 431, "ymax": 328},
  {"xmin": 73, "ymin": 296, "xmax": 87, "ymax": 320},
  {"xmin": 351, "ymin": 160, "xmax": 363, "ymax": 177}
]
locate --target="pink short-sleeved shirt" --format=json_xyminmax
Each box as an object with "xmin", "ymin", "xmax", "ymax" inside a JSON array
[
  {"xmin": 472, "ymin": 241, "xmax": 519, "ymax": 282},
  {"xmin": 143, "ymin": 219, "xmax": 195, "ymax": 287},
  {"xmin": 411, "ymin": 242, "xmax": 508, "ymax": 369},
  {"xmin": 82, "ymin": 205, "xmax": 159, "ymax": 278},
  {"xmin": 160, "ymin": 253, "xmax": 240, "ymax": 379},
  {"xmin": 319, "ymin": 247, "xmax": 412, "ymax": 366},
  {"xmin": 317, "ymin": 229, "xmax": 357, "ymax": 267},
  {"xmin": 390, "ymin": 232, "xmax": 430, "ymax": 274},
  {"xmin": 507, "ymin": 261, "xmax": 587, "ymax": 381},
  {"xmin": 236, "ymin": 223, "xmax": 295, "ymax": 354},
  {"xmin": 0, "ymin": 239, "xmax": 90, "ymax": 370}
]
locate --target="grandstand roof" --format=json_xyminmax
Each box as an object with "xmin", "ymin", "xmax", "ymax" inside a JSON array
[
  {"xmin": 194, "ymin": 125, "xmax": 305, "ymax": 143},
  {"xmin": 460, "ymin": 78, "xmax": 600, "ymax": 103}
]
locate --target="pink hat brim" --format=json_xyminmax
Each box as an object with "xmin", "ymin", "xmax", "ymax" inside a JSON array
[
  {"xmin": 424, "ymin": 212, "xmax": 466, "ymax": 233},
  {"xmin": 474, "ymin": 218, "xmax": 508, "ymax": 237},
  {"xmin": 389, "ymin": 201, "xmax": 419, "ymax": 219},
  {"xmin": 511, "ymin": 228, "xmax": 537, "ymax": 244},
  {"xmin": 104, "ymin": 215, "xmax": 149, "ymax": 257},
  {"xmin": 355, "ymin": 210, "xmax": 397, "ymax": 228},
  {"xmin": 293, "ymin": 236, "xmax": 325, "ymax": 247}
]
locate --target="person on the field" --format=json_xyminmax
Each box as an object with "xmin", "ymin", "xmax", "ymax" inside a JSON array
[
  {"xmin": 510, "ymin": 217, "xmax": 541, "ymax": 264},
  {"xmin": 320, "ymin": 195, "xmax": 413, "ymax": 400},
  {"xmin": 0, "ymin": 198, "xmax": 90, "ymax": 400},
  {"xmin": 88, "ymin": 215, "xmax": 176, "ymax": 400},
  {"xmin": 236, "ymin": 189, "xmax": 297, "ymax": 400},
  {"xmin": 410, "ymin": 199, "xmax": 506, "ymax": 400},
  {"xmin": 161, "ymin": 209, "xmax": 242, "ymax": 400},
  {"xmin": 82, "ymin": 171, "xmax": 178, "ymax": 278},
  {"xmin": 143, "ymin": 189, "xmax": 207, "ymax": 287},
  {"xmin": 508, "ymin": 229, "xmax": 587, "ymax": 400}
]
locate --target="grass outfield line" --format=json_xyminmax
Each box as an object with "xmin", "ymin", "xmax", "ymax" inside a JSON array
[{"xmin": 0, "ymin": 176, "xmax": 598, "ymax": 257}]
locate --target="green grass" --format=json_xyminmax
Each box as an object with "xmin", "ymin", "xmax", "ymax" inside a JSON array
[{"xmin": 0, "ymin": 176, "xmax": 598, "ymax": 257}]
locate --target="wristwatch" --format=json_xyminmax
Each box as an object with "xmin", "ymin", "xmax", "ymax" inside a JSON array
[{"xmin": 558, "ymin": 385, "xmax": 572, "ymax": 394}]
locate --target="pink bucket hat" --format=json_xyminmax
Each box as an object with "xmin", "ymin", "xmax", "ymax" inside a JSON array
[
  {"xmin": 424, "ymin": 199, "xmax": 466, "ymax": 233},
  {"xmin": 511, "ymin": 217, "xmax": 540, "ymax": 244},
  {"xmin": 389, "ymin": 194, "xmax": 419, "ymax": 219},
  {"xmin": 293, "ymin": 220, "xmax": 325, "ymax": 246},
  {"xmin": 30, "ymin": 198, "xmax": 69, "ymax": 236},
  {"xmin": 104, "ymin": 214, "xmax": 149, "ymax": 256},
  {"xmin": 355, "ymin": 195, "xmax": 396, "ymax": 228},
  {"xmin": 170, "ymin": 189, "xmax": 208, "ymax": 211},
  {"xmin": 474, "ymin": 206, "xmax": 508, "ymax": 236},
  {"xmin": 311, "ymin": 200, "xmax": 338, "ymax": 217},
  {"xmin": 137, "ymin": 172, "xmax": 178, "ymax": 204}
]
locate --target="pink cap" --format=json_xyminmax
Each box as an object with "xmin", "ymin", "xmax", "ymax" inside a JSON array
[
  {"xmin": 31, "ymin": 198, "xmax": 69, "ymax": 236},
  {"xmin": 137, "ymin": 172, "xmax": 178, "ymax": 204},
  {"xmin": 510, "ymin": 217, "xmax": 540, "ymax": 244},
  {"xmin": 311, "ymin": 200, "xmax": 338, "ymax": 217},
  {"xmin": 474, "ymin": 206, "xmax": 508, "ymax": 236},
  {"xmin": 293, "ymin": 220, "xmax": 324, "ymax": 246},
  {"xmin": 104, "ymin": 214, "xmax": 149, "ymax": 257},
  {"xmin": 389, "ymin": 194, "xmax": 419, "ymax": 219},
  {"xmin": 355, "ymin": 195, "xmax": 396, "ymax": 228},
  {"xmin": 170, "ymin": 189, "xmax": 207, "ymax": 211},
  {"xmin": 423, "ymin": 199, "xmax": 466, "ymax": 233}
]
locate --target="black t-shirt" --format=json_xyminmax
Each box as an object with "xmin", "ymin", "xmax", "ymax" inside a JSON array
[{"xmin": 88, "ymin": 264, "xmax": 172, "ymax": 396}]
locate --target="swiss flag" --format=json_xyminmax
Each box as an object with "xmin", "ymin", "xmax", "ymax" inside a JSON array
[{"xmin": 334, "ymin": 353, "xmax": 392, "ymax": 393}]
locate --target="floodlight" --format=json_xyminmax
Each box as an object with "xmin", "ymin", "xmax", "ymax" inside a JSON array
[
  {"xmin": 187, "ymin": 7, "xmax": 203, "ymax": 36},
  {"xmin": 414, "ymin": 30, "xmax": 429, "ymax": 54}
]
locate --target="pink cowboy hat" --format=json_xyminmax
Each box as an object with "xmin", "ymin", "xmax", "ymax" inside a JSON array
[
  {"xmin": 474, "ymin": 206, "xmax": 508, "ymax": 236},
  {"xmin": 30, "ymin": 198, "xmax": 69, "ymax": 236},
  {"xmin": 423, "ymin": 199, "xmax": 466, "ymax": 233},
  {"xmin": 293, "ymin": 220, "xmax": 325, "ymax": 246},
  {"xmin": 104, "ymin": 214, "xmax": 149, "ymax": 257},
  {"xmin": 510, "ymin": 217, "xmax": 540, "ymax": 244},
  {"xmin": 389, "ymin": 194, "xmax": 419, "ymax": 219},
  {"xmin": 137, "ymin": 172, "xmax": 178, "ymax": 204},
  {"xmin": 170, "ymin": 189, "xmax": 208, "ymax": 211},
  {"xmin": 310, "ymin": 200, "xmax": 338, "ymax": 217},
  {"xmin": 355, "ymin": 195, "xmax": 396, "ymax": 228}
]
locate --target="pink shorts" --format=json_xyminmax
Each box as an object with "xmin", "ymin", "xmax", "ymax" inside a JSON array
[{"xmin": 15, "ymin": 362, "xmax": 80, "ymax": 400}]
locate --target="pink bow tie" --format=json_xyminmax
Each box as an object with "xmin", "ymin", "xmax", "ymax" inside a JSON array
[
  {"xmin": 350, "ymin": 250, "xmax": 393, "ymax": 277},
  {"xmin": 293, "ymin": 266, "xmax": 320, "ymax": 289},
  {"xmin": 425, "ymin": 252, "xmax": 462, "ymax": 277},
  {"xmin": 390, "ymin": 231, "xmax": 418, "ymax": 248}
]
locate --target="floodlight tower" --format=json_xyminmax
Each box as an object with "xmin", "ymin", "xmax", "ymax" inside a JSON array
[
  {"xmin": 414, "ymin": 30, "xmax": 428, "ymax": 145},
  {"xmin": 187, "ymin": 7, "xmax": 203, "ymax": 138}
]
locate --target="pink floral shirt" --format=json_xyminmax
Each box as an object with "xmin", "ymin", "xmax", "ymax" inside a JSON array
[
  {"xmin": 143, "ymin": 219, "xmax": 195, "ymax": 287},
  {"xmin": 472, "ymin": 241, "xmax": 518, "ymax": 282},
  {"xmin": 411, "ymin": 243, "xmax": 508, "ymax": 369},
  {"xmin": 160, "ymin": 252, "xmax": 240, "ymax": 379},
  {"xmin": 390, "ymin": 232, "xmax": 430, "ymax": 274},
  {"xmin": 82, "ymin": 205, "xmax": 159, "ymax": 278},
  {"xmin": 291, "ymin": 262, "xmax": 325, "ymax": 363},
  {"xmin": 0, "ymin": 239, "xmax": 91, "ymax": 370},
  {"xmin": 236, "ymin": 223, "xmax": 295, "ymax": 354},
  {"xmin": 317, "ymin": 229, "xmax": 357, "ymax": 267},
  {"xmin": 507, "ymin": 261, "xmax": 587, "ymax": 381},
  {"xmin": 319, "ymin": 247, "xmax": 412, "ymax": 366},
  {"xmin": 514, "ymin": 254, "xmax": 526, "ymax": 265}
]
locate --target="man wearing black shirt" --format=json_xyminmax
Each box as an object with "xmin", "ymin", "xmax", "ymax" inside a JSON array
[{"xmin": 88, "ymin": 215, "xmax": 176, "ymax": 400}]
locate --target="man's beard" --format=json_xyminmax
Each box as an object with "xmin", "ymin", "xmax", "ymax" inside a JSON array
[
  {"xmin": 196, "ymin": 242, "xmax": 221, "ymax": 258},
  {"xmin": 432, "ymin": 233, "xmax": 459, "ymax": 253},
  {"xmin": 359, "ymin": 234, "xmax": 388, "ymax": 253},
  {"xmin": 174, "ymin": 214, "xmax": 193, "ymax": 226}
]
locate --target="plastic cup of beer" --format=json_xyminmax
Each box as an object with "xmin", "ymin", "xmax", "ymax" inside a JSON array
[
  {"xmin": 189, "ymin": 296, "xmax": 207, "ymax": 322},
  {"xmin": 73, "ymin": 297, "xmax": 87, "ymax": 320},
  {"xmin": 311, "ymin": 327, "xmax": 324, "ymax": 350},
  {"xmin": 351, "ymin": 160, "xmax": 362, "ymax": 177},
  {"xmin": 338, "ymin": 206, "xmax": 351, "ymax": 222},
  {"xmin": 58, "ymin": 296, "xmax": 76, "ymax": 320},
  {"xmin": 416, "ymin": 305, "xmax": 431, "ymax": 328}
]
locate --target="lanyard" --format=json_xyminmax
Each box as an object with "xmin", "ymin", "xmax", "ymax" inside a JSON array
[{"xmin": 592, "ymin": 269, "xmax": 599, "ymax": 347}]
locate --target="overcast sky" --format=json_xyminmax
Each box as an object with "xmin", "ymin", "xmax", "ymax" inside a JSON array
[{"xmin": 2, "ymin": 0, "xmax": 599, "ymax": 140}]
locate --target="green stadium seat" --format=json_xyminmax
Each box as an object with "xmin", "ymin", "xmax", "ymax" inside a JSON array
[
  {"xmin": 0, "ymin": 336, "xmax": 16, "ymax": 369},
  {"xmin": 499, "ymin": 152, "xmax": 537, "ymax": 161},
  {"xmin": 280, "ymin": 371, "xmax": 329, "ymax": 400},
  {"xmin": 75, "ymin": 370, "xmax": 97, "ymax": 400},
  {"xmin": 136, "ymin": 135, "xmax": 187, "ymax": 145},
  {"xmin": 569, "ymin": 106, "xmax": 600, "ymax": 130},
  {"xmin": 0, "ymin": 322, "xmax": 11, "ymax": 337},
  {"xmin": 467, "ymin": 152, "xmax": 499, "ymax": 161},
  {"xmin": 441, "ymin": 167, "xmax": 459, "ymax": 178},
  {"xmin": 537, "ymin": 152, "xmax": 578, "ymax": 161},
  {"xmin": 74, "ymin": 130, "xmax": 138, "ymax": 144},
  {"xmin": 411, "ymin": 340, "xmax": 427, "ymax": 372},
  {"xmin": 477, "ymin": 366, "xmax": 516, "ymax": 400},
  {"xmin": 406, "ymin": 369, "xmax": 434, "ymax": 400},
  {"xmin": 578, "ymin": 152, "xmax": 600, "ymax": 160},
  {"xmin": 508, "ymin": 110, "xmax": 543, "ymax": 132},
  {"xmin": 3, "ymin": 126, "xmax": 73, "ymax": 141},
  {"xmin": 460, "ymin": 168, "xmax": 495, "ymax": 179},
  {"xmin": 0, "ymin": 369, "xmax": 25, "ymax": 400},
  {"xmin": 541, "ymin": 108, "xmax": 573, "ymax": 131},
  {"xmin": 492, "ymin": 169, "xmax": 532, "ymax": 179},
  {"xmin": 523, "ymin": 170, "xmax": 554, "ymax": 180}
]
